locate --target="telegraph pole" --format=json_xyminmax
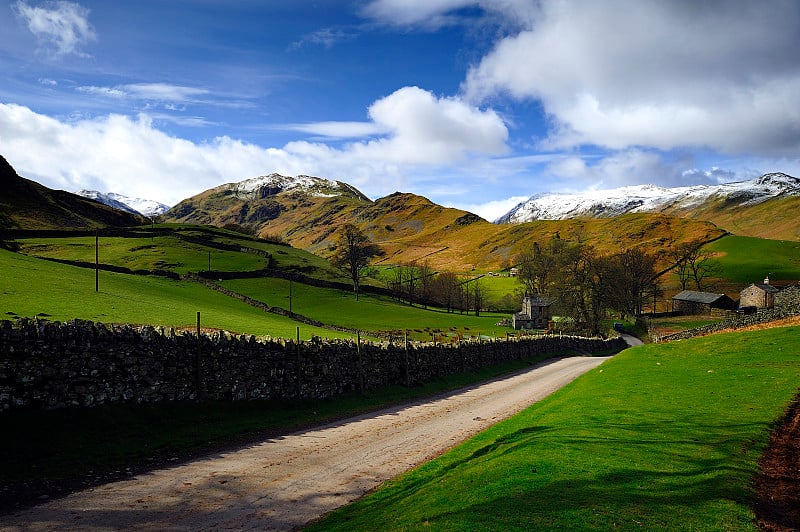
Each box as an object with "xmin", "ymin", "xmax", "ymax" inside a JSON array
[{"xmin": 95, "ymin": 229, "xmax": 99, "ymax": 292}]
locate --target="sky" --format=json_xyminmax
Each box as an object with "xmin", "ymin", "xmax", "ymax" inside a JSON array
[{"xmin": 1, "ymin": 0, "xmax": 800, "ymax": 221}]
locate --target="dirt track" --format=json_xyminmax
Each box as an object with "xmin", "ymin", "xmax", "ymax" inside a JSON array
[{"xmin": 0, "ymin": 355, "xmax": 610, "ymax": 531}]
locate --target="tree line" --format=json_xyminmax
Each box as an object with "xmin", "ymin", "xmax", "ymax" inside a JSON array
[
  {"xmin": 329, "ymin": 223, "xmax": 485, "ymax": 314},
  {"xmin": 330, "ymin": 223, "xmax": 719, "ymax": 336}
]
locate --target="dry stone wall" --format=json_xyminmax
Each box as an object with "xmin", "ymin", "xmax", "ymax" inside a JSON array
[
  {"xmin": 657, "ymin": 285, "xmax": 800, "ymax": 342},
  {"xmin": 0, "ymin": 318, "xmax": 625, "ymax": 411}
]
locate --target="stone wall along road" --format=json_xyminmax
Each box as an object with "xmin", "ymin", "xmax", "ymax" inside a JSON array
[{"xmin": 0, "ymin": 355, "xmax": 611, "ymax": 532}]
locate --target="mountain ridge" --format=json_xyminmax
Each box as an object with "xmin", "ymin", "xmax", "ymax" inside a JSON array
[
  {"xmin": 497, "ymin": 173, "xmax": 800, "ymax": 224},
  {"xmin": 162, "ymin": 172, "xmax": 727, "ymax": 271}
]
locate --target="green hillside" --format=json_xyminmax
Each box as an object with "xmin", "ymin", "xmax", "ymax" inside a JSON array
[
  {"xmin": 706, "ymin": 235, "xmax": 800, "ymax": 286},
  {"xmin": 9, "ymin": 225, "xmax": 800, "ymax": 340},
  {"xmin": 0, "ymin": 248, "xmax": 342, "ymax": 340},
  {"xmin": 4, "ymin": 225, "xmax": 512, "ymax": 340},
  {"xmin": 222, "ymin": 277, "xmax": 508, "ymax": 338},
  {"xmin": 310, "ymin": 325, "xmax": 800, "ymax": 531}
]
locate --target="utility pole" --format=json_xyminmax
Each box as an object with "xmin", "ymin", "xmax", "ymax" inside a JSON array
[{"xmin": 95, "ymin": 229, "xmax": 99, "ymax": 292}]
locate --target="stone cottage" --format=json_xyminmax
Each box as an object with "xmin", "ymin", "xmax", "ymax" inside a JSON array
[
  {"xmin": 513, "ymin": 296, "xmax": 553, "ymax": 330},
  {"xmin": 739, "ymin": 276, "xmax": 779, "ymax": 309}
]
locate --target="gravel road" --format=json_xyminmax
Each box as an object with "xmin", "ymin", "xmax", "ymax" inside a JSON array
[{"xmin": 1, "ymin": 355, "xmax": 610, "ymax": 531}]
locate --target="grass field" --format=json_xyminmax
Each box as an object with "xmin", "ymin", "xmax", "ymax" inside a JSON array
[
  {"xmin": 7, "ymin": 226, "xmax": 520, "ymax": 340},
  {"xmin": 309, "ymin": 325, "xmax": 800, "ymax": 531},
  {"xmin": 0, "ymin": 248, "xmax": 343, "ymax": 339},
  {"xmin": 17, "ymin": 234, "xmax": 266, "ymax": 274},
  {"xmin": 707, "ymin": 235, "xmax": 800, "ymax": 284},
  {"xmin": 222, "ymin": 277, "xmax": 510, "ymax": 340}
]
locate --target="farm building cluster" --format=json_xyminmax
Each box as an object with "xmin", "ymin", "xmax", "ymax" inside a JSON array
[
  {"xmin": 671, "ymin": 276, "xmax": 782, "ymax": 315},
  {"xmin": 512, "ymin": 275, "xmax": 795, "ymax": 330}
]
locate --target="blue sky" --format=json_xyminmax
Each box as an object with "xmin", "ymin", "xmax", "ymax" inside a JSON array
[{"xmin": 2, "ymin": 1, "xmax": 800, "ymax": 220}]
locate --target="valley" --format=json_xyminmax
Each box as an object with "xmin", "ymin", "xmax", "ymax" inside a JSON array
[{"xmin": 1, "ymin": 154, "xmax": 799, "ymax": 530}]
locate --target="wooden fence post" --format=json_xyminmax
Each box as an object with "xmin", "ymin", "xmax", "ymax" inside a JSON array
[
  {"xmin": 195, "ymin": 311, "xmax": 202, "ymax": 399},
  {"xmin": 357, "ymin": 331, "xmax": 364, "ymax": 394},
  {"xmin": 296, "ymin": 326, "xmax": 302, "ymax": 398},
  {"xmin": 404, "ymin": 329, "xmax": 410, "ymax": 387}
]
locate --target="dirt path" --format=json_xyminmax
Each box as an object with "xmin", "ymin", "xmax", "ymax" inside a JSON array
[{"xmin": 0, "ymin": 355, "xmax": 609, "ymax": 532}]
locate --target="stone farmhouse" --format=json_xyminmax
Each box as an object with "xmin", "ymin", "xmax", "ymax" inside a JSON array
[
  {"xmin": 513, "ymin": 295, "xmax": 553, "ymax": 330},
  {"xmin": 739, "ymin": 276, "xmax": 779, "ymax": 309}
]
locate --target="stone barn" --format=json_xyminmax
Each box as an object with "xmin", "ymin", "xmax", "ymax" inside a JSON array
[
  {"xmin": 740, "ymin": 276, "xmax": 779, "ymax": 309},
  {"xmin": 513, "ymin": 296, "xmax": 553, "ymax": 330},
  {"xmin": 671, "ymin": 290, "xmax": 737, "ymax": 315}
]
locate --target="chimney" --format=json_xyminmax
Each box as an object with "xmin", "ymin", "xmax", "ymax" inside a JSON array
[{"xmin": 764, "ymin": 275, "xmax": 770, "ymax": 285}]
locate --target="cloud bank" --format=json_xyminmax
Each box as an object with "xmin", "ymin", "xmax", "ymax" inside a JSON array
[
  {"xmin": 461, "ymin": 1, "xmax": 800, "ymax": 156},
  {"xmin": 0, "ymin": 87, "xmax": 510, "ymax": 206}
]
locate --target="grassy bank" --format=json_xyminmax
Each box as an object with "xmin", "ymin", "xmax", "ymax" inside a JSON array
[{"xmin": 309, "ymin": 326, "xmax": 800, "ymax": 531}]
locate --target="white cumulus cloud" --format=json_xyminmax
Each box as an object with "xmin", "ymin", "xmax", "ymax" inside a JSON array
[
  {"xmin": 462, "ymin": 1, "xmax": 800, "ymax": 157},
  {"xmin": 0, "ymin": 88, "xmax": 510, "ymax": 206},
  {"xmin": 355, "ymin": 86, "xmax": 508, "ymax": 164}
]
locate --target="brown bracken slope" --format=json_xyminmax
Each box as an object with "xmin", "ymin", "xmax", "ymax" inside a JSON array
[{"xmin": 165, "ymin": 180, "xmax": 727, "ymax": 272}]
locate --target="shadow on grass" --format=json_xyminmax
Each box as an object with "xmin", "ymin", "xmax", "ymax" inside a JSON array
[{"xmin": 318, "ymin": 417, "xmax": 769, "ymax": 530}]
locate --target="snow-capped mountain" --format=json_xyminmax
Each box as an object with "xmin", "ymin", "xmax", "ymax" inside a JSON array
[
  {"xmin": 77, "ymin": 190, "xmax": 171, "ymax": 218},
  {"xmin": 495, "ymin": 173, "xmax": 800, "ymax": 223},
  {"xmin": 223, "ymin": 173, "xmax": 369, "ymax": 202}
]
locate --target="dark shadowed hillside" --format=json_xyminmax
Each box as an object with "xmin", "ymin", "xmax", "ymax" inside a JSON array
[{"xmin": 0, "ymin": 156, "xmax": 146, "ymax": 230}]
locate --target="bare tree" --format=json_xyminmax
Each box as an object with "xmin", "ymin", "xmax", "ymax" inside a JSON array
[
  {"xmin": 671, "ymin": 240, "xmax": 718, "ymax": 291},
  {"xmin": 471, "ymin": 278, "xmax": 484, "ymax": 316},
  {"xmin": 612, "ymin": 247, "xmax": 660, "ymax": 317},
  {"xmin": 430, "ymin": 270, "xmax": 459, "ymax": 312},
  {"xmin": 554, "ymin": 241, "xmax": 611, "ymax": 336},
  {"xmin": 671, "ymin": 241, "xmax": 697, "ymax": 290},
  {"xmin": 331, "ymin": 224, "xmax": 380, "ymax": 300},
  {"xmin": 417, "ymin": 261, "xmax": 435, "ymax": 309},
  {"xmin": 515, "ymin": 237, "xmax": 563, "ymax": 296}
]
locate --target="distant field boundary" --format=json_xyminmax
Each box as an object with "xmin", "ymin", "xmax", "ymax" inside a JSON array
[{"xmin": 0, "ymin": 318, "xmax": 626, "ymax": 412}]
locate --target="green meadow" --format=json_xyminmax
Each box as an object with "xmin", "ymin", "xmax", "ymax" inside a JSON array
[
  {"xmin": 17, "ymin": 234, "xmax": 264, "ymax": 274},
  {"xmin": 309, "ymin": 326, "xmax": 800, "ymax": 531},
  {"xmin": 0, "ymin": 248, "xmax": 343, "ymax": 339},
  {"xmin": 707, "ymin": 235, "xmax": 800, "ymax": 284},
  {"xmin": 8, "ymin": 227, "xmax": 518, "ymax": 340},
  {"xmin": 222, "ymin": 277, "xmax": 509, "ymax": 339}
]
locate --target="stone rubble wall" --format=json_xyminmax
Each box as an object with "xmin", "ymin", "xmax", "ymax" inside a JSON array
[
  {"xmin": 656, "ymin": 285, "xmax": 800, "ymax": 342},
  {"xmin": 0, "ymin": 319, "xmax": 625, "ymax": 411}
]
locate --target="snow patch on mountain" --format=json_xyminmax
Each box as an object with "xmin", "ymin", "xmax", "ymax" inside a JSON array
[
  {"xmin": 77, "ymin": 190, "xmax": 171, "ymax": 217},
  {"xmin": 226, "ymin": 173, "xmax": 364, "ymax": 201},
  {"xmin": 495, "ymin": 173, "xmax": 800, "ymax": 223}
]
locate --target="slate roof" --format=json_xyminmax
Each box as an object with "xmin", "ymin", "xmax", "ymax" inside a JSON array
[
  {"xmin": 745, "ymin": 283, "xmax": 779, "ymax": 294},
  {"xmin": 672, "ymin": 290, "xmax": 730, "ymax": 305},
  {"xmin": 523, "ymin": 296, "xmax": 554, "ymax": 306}
]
